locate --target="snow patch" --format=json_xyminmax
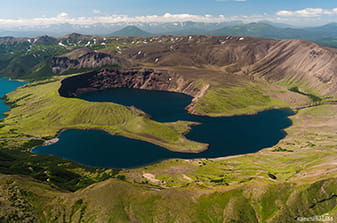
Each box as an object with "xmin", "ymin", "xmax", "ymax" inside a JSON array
[{"xmin": 58, "ymin": 42, "xmax": 66, "ymax": 47}]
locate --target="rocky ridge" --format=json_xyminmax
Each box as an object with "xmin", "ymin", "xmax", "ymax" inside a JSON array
[{"xmin": 51, "ymin": 48, "xmax": 122, "ymax": 73}]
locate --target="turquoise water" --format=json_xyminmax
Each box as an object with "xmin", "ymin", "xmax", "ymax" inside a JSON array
[
  {"xmin": 0, "ymin": 78, "xmax": 26, "ymax": 119},
  {"xmin": 34, "ymin": 88, "xmax": 293, "ymax": 169}
]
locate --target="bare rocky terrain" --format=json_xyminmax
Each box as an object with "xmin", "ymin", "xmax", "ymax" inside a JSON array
[{"xmin": 43, "ymin": 34, "xmax": 337, "ymax": 99}]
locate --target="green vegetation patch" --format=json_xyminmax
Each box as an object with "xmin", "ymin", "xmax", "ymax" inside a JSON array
[
  {"xmin": 0, "ymin": 41, "xmax": 68, "ymax": 80},
  {"xmin": 272, "ymin": 147, "xmax": 294, "ymax": 152},
  {"xmin": 289, "ymin": 86, "xmax": 322, "ymax": 102},
  {"xmin": 194, "ymin": 84, "xmax": 287, "ymax": 116}
]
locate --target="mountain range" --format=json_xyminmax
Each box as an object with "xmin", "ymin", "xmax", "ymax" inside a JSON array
[
  {"xmin": 3, "ymin": 21, "xmax": 337, "ymax": 47},
  {"xmin": 0, "ymin": 21, "xmax": 242, "ymax": 37}
]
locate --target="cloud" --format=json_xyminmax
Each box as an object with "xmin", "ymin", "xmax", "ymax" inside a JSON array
[
  {"xmin": 0, "ymin": 13, "xmax": 250, "ymax": 27},
  {"xmin": 276, "ymin": 8, "xmax": 337, "ymax": 17},
  {"xmin": 93, "ymin": 9, "xmax": 101, "ymax": 14},
  {"xmin": 57, "ymin": 12, "xmax": 69, "ymax": 18},
  {"xmin": 0, "ymin": 11, "xmax": 333, "ymax": 28}
]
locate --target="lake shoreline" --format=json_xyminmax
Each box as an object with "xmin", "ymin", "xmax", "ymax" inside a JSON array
[{"xmin": 34, "ymin": 88, "xmax": 293, "ymax": 169}]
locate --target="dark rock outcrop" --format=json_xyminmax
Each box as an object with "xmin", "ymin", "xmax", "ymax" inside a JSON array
[
  {"xmin": 51, "ymin": 49, "xmax": 121, "ymax": 74},
  {"xmin": 59, "ymin": 68, "xmax": 202, "ymax": 98}
]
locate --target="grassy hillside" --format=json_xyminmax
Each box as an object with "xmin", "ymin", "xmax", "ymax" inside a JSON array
[
  {"xmin": 0, "ymin": 35, "xmax": 138, "ymax": 80},
  {"xmin": 192, "ymin": 84, "xmax": 288, "ymax": 116},
  {"xmin": 3, "ymin": 175, "xmax": 337, "ymax": 223},
  {"xmin": 0, "ymin": 39, "xmax": 68, "ymax": 79}
]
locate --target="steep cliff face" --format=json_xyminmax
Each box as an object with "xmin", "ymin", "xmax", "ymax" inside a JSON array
[
  {"xmin": 59, "ymin": 68, "xmax": 202, "ymax": 97},
  {"xmin": 51, "ymin": 48, "xmax": 121, "ymax": 73}
]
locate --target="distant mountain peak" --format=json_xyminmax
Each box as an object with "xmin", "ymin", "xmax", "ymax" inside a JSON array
[
  {"xmin": 110, "ymin": 26, "xmax": 153, "ymax": 37},
  {"xmin": 35, "ymin": 35, "xmax": 57, "ymax": 44},
  {"xmin": 64, "ymin": 33, "xmax": 83, "ymax": 38}
]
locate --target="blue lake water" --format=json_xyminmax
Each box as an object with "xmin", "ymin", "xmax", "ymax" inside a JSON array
[
  {"xmin": 0, "ymin": 78, "xmax": 26, "ymax": 119},
  {"xmin": 33, "ymin": 88, "xmax": 293, "ymax": 169}
]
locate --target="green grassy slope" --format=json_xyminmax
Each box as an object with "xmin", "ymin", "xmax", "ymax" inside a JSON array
[
  {"xmin": 1, "ymin": 174, "xmax": 337, "ymax": 222},
  {"xmin": 192, "ymin": 83, "xmax": 287, "ymax": 116},
  {"xmin": 0, "ymin": 40, "xmax": 68, "ymax": 79},
  {"xmin": 0, "ymin": 35, "xmax": 136, "ymax": 80}
]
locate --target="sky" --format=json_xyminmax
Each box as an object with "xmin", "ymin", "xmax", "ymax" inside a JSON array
[{"xmin": 1, "ymin": 0, "xmax": 337, "ymax": 27}]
